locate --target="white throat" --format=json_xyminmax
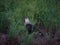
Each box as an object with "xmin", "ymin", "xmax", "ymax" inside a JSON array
[{"xmin": 25, "ymin": 18, "xmax": 31, "ymax": 24}]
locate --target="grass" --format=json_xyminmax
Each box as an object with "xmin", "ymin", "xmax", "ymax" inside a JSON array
[{"xmin": 0, "ymin": 0, "xmax": 60, "ymax": 45}]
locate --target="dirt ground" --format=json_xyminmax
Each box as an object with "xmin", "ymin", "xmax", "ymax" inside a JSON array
[{"xmin": 0, "ymin": 31, "xmax": 60, "ymax": 45}]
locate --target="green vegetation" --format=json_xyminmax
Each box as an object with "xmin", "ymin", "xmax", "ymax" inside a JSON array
[{"xmin": 0, "ymin": 0, "xmax": 60, "ymax": 45}]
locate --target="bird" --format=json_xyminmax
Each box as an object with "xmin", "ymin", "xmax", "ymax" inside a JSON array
[
  {"xmin": 24, "ymin": 17, "xmax": 44, "ymax": 37},
  {"xmin": 24, "ymin": 17, "xmax": 35, "ymax": 34}
]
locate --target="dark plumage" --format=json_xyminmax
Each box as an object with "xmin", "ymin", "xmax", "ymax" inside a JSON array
[{"xmin": 24, "ymin": 17, "xmax": 35, "ymax": 34}]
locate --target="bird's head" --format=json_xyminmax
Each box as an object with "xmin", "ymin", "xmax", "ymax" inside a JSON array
[{"xmin": 24, "ymin": 17, "xmax": 31, "ymax": 25}]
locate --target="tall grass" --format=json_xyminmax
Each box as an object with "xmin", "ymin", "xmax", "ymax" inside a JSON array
[
  {"xmin": 0, "ymin": 0, "xmax": 60, "ymax": 45},
  {"xmin": 23, "ymin": 32, "xmax": 35, "ymax": 45}
]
